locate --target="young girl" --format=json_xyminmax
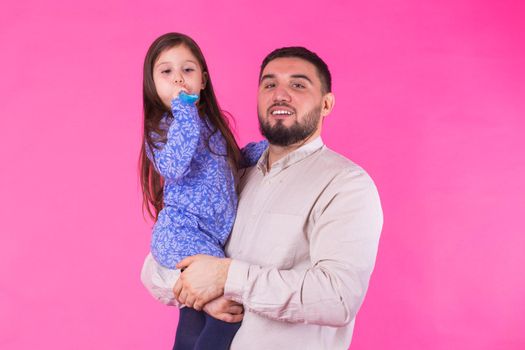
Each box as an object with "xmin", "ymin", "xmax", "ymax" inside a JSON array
[{"xmin": 139, "ymin": 33, "xmax": 266, "ymax": 350}]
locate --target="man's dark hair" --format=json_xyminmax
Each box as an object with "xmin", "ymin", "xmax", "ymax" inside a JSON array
[{"xmin": 259, "ymin": 47, "xmax": 332, "ymax": 94}]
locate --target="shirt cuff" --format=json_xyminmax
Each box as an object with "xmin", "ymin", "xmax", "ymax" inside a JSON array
[
  {"xmin": 224, "ymin": 259, "xmax": 250, "ymax": 303},
  {"xmin": 171, "ymin": 97, "xmax": 197, "ymax": 114}
]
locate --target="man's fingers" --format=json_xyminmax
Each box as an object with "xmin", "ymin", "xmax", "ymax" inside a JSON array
[
  {"xmin": 228, "ymin": 305, "xmax": 244, "ymax": 315},
  {"xmin": 195, "ymin": 291, "xmax": 216, "ymax": 310},
  {"xmin": 173, "ymin": 279, "xmax": 183, "ymax": 299},
  {"xmin": 230, "ymin": 313, "xmax": 243, "ymax": 323},
  {"xmin": 184, "ymin": 295, "xmax": 196, "ymax": 308},
  {"xmin": 176, "ymin": 256, "xmax": 194, "ymax": 269},
  {"xmin": 194, "ymin": 301, "xmax": 204, "ymax": 311},
  {"xmin": 194, "ymin": 290, "xmax": 213, "ymax": 311},
  {"xmin": 218, "ymin": 313, "xmax": 243, "ymax": 323},
  {"xmin": 178, "ymin": 290, "xmax": 188, "ymax": 305}
]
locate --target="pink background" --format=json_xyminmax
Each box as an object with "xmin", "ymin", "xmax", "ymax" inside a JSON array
[{"xmin": 1, "ymin": 0, "xmax": 524, "ymax": 349}]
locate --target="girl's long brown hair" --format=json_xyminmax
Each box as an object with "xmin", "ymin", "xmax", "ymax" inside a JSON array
[{"xmin": 139, "ymin": 33, "xmax": 241, "ymax": 221}]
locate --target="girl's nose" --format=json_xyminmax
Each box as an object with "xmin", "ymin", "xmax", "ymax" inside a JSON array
[{"xmin": 173, "ymin": 72, "xmax": 184, "ymax": 84}]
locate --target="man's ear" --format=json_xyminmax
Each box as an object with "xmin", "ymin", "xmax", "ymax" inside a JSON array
[
  {"xmin": 201, "ymin": 72, "xmax": 208, "ymax": 90},
  {"xmin": 321, "ymin": 92, "xmax": 335, "ymax": 117}
]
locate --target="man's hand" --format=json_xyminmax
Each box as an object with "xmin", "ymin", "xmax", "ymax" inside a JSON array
[
  {"xmin": 173, "ymin": 255, "xmax": 231, "ymax": 311},
  {"xmin": 203, "ymin": 296, "xmax": 244, "ymax": 323}
]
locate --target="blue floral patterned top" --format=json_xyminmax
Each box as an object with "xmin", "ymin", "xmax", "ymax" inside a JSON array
[{"xmin": 146, "ymin": 97, "xmax": 268, "ymax": 269}]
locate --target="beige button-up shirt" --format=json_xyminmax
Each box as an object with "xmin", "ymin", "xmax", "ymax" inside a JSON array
[{"xmin": 224, "ymin": 137, "xmax": 383, "ymax": 350}]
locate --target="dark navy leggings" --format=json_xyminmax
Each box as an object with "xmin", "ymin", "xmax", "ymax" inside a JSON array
[{"xmin": 173, "ymin": 307, "xmax": 241, "ymax": 350}]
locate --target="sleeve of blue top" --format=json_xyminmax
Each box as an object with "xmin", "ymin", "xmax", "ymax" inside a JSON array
[
  {"xmin": 150, "ymin": 98, "xmax": 201, "ymax": 180},
  {"xmin": 240, "ymin": 140, "xmax": 269, "ymax": 168}
]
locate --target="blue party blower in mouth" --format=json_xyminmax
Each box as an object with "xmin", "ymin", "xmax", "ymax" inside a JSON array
[{"xmin": 179, "ymin": 91, "xmax": 199, "ymax": 105}]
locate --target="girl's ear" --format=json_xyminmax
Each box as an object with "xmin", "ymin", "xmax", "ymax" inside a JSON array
[{"xmin": 201, "ymin": 72, "xmax": 208, "ymax": 90}]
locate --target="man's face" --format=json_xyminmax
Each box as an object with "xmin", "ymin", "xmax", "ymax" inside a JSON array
[{"xmin": 257, "ymin": 57, "xmax": 328, "ymax": 147}]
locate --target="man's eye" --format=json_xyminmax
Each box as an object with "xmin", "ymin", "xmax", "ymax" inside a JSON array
[
  {"xmin": 292, "ymin": 83, "xmax": 305, "ymax": 88},
  {"xmin": 264, "ymin": 83, "xmax": 275, "ymax": 89}
]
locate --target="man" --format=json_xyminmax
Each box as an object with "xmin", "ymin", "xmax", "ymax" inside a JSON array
[{"xmin": 174, "ymin": 47, "xmax": 383, "ymax": 349}]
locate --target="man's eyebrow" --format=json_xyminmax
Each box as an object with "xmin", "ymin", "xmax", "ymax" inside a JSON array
[
  {"xmin": 260, "ymin": 74, "xmax": 275, "ymax": 82},
  {"xmin": 290, "ymin": 74, "xmax": 313, "ymax": 84},
  {"xmin": 260, "ymin": 73, "xmax": 313, "ymax": 84}
]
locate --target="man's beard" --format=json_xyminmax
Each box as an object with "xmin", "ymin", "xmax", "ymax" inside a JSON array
[{"xmin": 258, "ymin": 106, "xmax": 321, "ymax": 147}]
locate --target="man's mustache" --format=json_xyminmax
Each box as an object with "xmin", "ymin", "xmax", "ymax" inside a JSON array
[{"xmin": 267, "ymin": 102, "xmax": 296, "ymax": 114}]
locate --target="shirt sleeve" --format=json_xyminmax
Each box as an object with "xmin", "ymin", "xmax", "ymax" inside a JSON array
[
  {"xmin": 149, "ymin": 98, "xmax": 201, "ymax": 180},
  {"xmin": 240, "ymin": 140, "xmax": 269, "ymax": 168},
  {"xmin": 224, "ymin": 171, "xmax": 383, "ymax": 326}
]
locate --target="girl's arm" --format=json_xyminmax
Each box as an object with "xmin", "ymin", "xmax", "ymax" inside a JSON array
[
  {"xmin": 150, "ymin": 98, "xmax": 201, "ymax": 180},
  {"xmin": 240, "ymin": 140, "xmax": 269, "ymax": 168}
]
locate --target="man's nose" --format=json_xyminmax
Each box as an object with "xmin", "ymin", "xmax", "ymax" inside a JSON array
[{"xmin": 272, "ymin": 86, "xmax": 291, "ymax": 102}]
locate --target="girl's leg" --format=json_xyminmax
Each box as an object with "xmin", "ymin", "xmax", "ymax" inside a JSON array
[
  {"xmin": 173, "ymin": 307, "xmax": 206, "ymax": 350},
  {"xmin": 194, "ymin": 314, "xmax": 242, "ymax": 350}
]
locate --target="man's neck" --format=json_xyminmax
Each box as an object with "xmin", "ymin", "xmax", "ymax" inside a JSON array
[{"xmin": 266, "ymin": 133, "xmax": 319, "ymax": 170}]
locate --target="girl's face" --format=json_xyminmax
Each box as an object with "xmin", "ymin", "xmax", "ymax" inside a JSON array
[{"xmin": 153, "ymin": 45, "xmax": 207, "ymax": 108}]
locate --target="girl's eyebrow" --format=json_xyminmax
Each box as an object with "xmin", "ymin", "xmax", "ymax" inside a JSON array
[
  {"xmin": 154, "ymin": 62, "xmax": 171, "ymax": 69},
  {"xmin": 156, "ymin": 60, "xmax": 198, "ymax": 67}
]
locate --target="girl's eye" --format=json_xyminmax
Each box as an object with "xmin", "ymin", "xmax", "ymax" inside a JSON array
[
  {"xmin": 161, "ymin": 69, "xmax": 171, "ymax": 74},
  {"xmin": 184, "ymin": 68, "xmax": 195, "ymax": 72}
]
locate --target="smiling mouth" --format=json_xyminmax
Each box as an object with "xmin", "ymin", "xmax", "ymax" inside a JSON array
[{"xmin": 271, "ymin": 109, "xmax": 294, "ymax": 116}]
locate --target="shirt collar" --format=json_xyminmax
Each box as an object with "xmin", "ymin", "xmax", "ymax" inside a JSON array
[{"xmin": 257, "ymin": 136, "xmax": 324, "ymax": 175}]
